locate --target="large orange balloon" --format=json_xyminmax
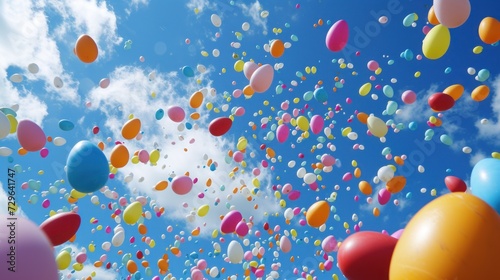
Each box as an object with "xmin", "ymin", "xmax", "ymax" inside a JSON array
[
  {"xmin": 270, "ymin": 39, "xmax": 285, "ymax": 58},
  {"xmin": 306, "ymin": 200, "xmax": 330, "ymax": 227},
  {"xmin": 75, "ymin": 34, "xmax": 98, "ymax": 63},
  {"xmin": 110, "ymin": 144, "xmax": 129, "ymax": 168},
  {"xmin": 121, "ymin": 118, "xmax": 141, "ymax": 140},
  {"xmin": 478, "ymin": 17, "xmax": 500, "ymax": 45},
  {"xmin": 390, "ymin": 192, "xmax": 500, "ymax": 279}
]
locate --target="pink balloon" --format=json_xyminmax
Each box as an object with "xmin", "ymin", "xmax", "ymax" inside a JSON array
[
  {"xmin": 197, "ymin": 259, "xmax": 207, "ymax": 270},
  {"xmin": 288, "ymin": 190, "xmax": 301, "ymax": 200},
  {"xmin": 310, "ymin": 115, "xmax": 324, "ymax": 134},
  {"xmin": 235, "ymin": 220, "xmax": 249, "ymax": 236},
  {"xmin": 220, "ymin": 210, "xmax": 243, "ymax": 234},
  {"xmin": 191, "ymin": 268, "xmax": 203, "ymax": 280},
  {"xmin": 325, "ymin": 20, "xmax": 349, "ymax": 52},
  {"xmin": 282, "ymin": 183, "xmax": 292, "ymax": 194},
  {"xmin": 0, "ymin": 215, "xmax": 59, "ymax": 280},
  {"xmin": 433, "ymin": 0, "xmax": 471, "ymax": 28},
  {"xmin": 250, "ymin": 64, "xmax": 274, "ymax": 93},
  {"xmin": 42, "ymin": 199, "xmax": 50, "ymax": 208},
  {"xmin": 321, "ymin": 235, "xmax": 338, "ymax": 253},
  {"xmin": 276, "ymin": 124, "xmax": 290, "ymax": 143},
  {"xmin": 233, "ymin": 151, "xmax": 244, "ymax": 162},
  {"xmin": 324, "ymin": 259, "xmax": 333, "ymax": 271},
  {"xmin": 378, "ymin": 188, "xmax": 391, "ymax": 205},
  {"xmin": 342, "ymin": 172, "xmax": 353, "ymax": 181},
  {"xmin": 367, "ymin": 60, "xmax": 379, "ymax": 71},
  {"xmin": 99, "ymin": 78, "xmax": 110, "ymax": 88},
  {"xmin": 234, "ymin": 107, "xmax": 245, "ymax": 116},
  {"xmin": 17, "ymin": 119, "xmax": 46, "ymax": 151},
  {"xmin": 167, "ymin": 106, "xmax": 185, "ymax": 122},
  {"xmin": 402, "ymin": 90, "xmax": 417, "ymax": 104},
  {"xmin": 422, "ymin": 25, "xmax": 431, "ymax": 35},
  {"xmin": 76, "ymin": 252, "xmax": 87, "ymax": 264},
  {"xmin": 138, "ymin": 150, "xmax": 149, "ymax": 163},
  {"xmin": 280, "ymin": 236, "xmax": 292, "ymax": 253},
  {"xmin": 171, "ymin": 175, "xmax": 193, "ymax": 195},
  {"xmin": 321, "ymin": 154, "xmax": 336, "ymax": 166},
  {"xmin": 40, "ymin": 147, "xmax": 49, "ymax": 158},
  {"xmin": 243, "ymin": 61, "xmax": 259, "ymax": 80}
]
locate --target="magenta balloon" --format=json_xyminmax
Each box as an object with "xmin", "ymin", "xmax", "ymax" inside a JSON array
[
  {"xmin": 0, "ymin": 215, "xmax": 59, "ymax": 280},
  {"xmin": 321, "ymin": 154, "xmax": 336, "ymax": 166},
  {"xmin": 342, "ymin": 172, "xmax": 353, "ymax": 181},
  {"xmin": 324, "ymin": 259, "xmax": 333, "ymax": 271},
  {"xmin": 167, "ymin": 106, "xmax": 186, "ymax": 122},
  {"xmin": 402, "ymin": 90, "xmax": 417, "ymax": 104},
  {"xmin": 280, "ymin": 235, "xmax": 292, "ymax": 253},
  {"xmin": 276, "ymin": 124, "xmax": 290, "ymax": 143},
  {"xmin": 434, "ymin": 0, "xmax": 471, "ymax": 28},
  {"xmin": 171, "ymin": 175, "xmax": 193, "ymax": 195},
  {"xmin": 235, "ymin": 220, "xmax": 249, "ymax": 236},
  {"xmin": 17, "ymin": 119, "xmax": 46, "ymax": 151},
  {"xmin": 325, "ymin": 20, "xmax": 349, "ymax": 52},
  {"xmin": 288, "ymin": 190, "xmax": 301, "ymax": 200},
  {"xmin": 220, "ymin": 210, "xmax": 243, "ymax": 234},
  {"xmin": 249, "ymin": 64, "xmax": 274, "ymax": 93},
  {"xmin": 378, "ymin": 188, "xmax": 391, "ymax": 205},
  {"xmin": 243, "ymin": 61, "xmax": 259, "ymax": 80},
  {"xmin": 310, "ymin": 115, "xmax": 324, "ymax": 134},
  {"xmin": 322, "ymin": 235, "xmax": 338, "ymax": 253},
  {"xmin": 390, "ymin": 229, "xmax": 404, "ymax": 239}
]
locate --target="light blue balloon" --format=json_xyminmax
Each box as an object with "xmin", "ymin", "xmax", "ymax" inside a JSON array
[
  {"xmin": 383, "ymin": 85, "xmax": 394, "ymax": 98},
  {"xmin": 402, "ymin": 49, "xmax": 413, "ymax": 61},
  {"xmin": 444, "ymin": 67, "xmax": 452, "ymax": 74},
  {"xmin": 402, "ymin": 13, "xmax": 416, "ymax": 27},
  {"xmin": 182, "ymin": 66, "xmax": 195, "ymax": 77},
  {"xmin": 440, "ymin": 134, "xmax": 452, "ymax": 145},
  {"xmin": 386, "ymin": 101, "xmax": 398, "ymax": 115},
  {"xmin": 313, "ymin": 87, "xmax": 328, "ymax": 103},
  {"xmin": 471, "ymin": 158, "xmax": 500, "ymax": 213},
  {"xmin": 477, "ymin": 69, "xmax": 490, "ymax": 82},
  {"xmin": 303, "ymin": 91, "xmax": 313, "ymax": 101},
  {"xmin": 66, "ymin": 140, "xmax": 109, "ymax": 193}
]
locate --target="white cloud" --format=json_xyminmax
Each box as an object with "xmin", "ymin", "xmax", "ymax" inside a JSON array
[
  {"xmin": 238, "ymin": 1, "xmax": 268, "ymax": 35},
  {"xmin": 470, "ymin": 150, "xmax": 486, "ymax": 166},
  {"xmin": 476, "ymin": 74, "xmax": 500, "ymax": 142},
  {"xmin": 88, "ymin": 66, "xmax": 280, "ymax": 235},
  {"xmin": 186, "ymin": 0, "xmax": 215, "ymax": 14}
]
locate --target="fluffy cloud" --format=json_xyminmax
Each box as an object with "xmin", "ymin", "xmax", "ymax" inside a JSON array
[
  {"xmin": 238, "ymin": 1, "xmax": 268, "ymax": 35},
  {"xmin": 476, "ymin": 74, "xmax": 500, "ymax": 143}
]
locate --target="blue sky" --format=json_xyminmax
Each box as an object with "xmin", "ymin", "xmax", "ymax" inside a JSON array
[{"xmin": 1, "ymin": 0, "xmax": 500, "ymax": 279}]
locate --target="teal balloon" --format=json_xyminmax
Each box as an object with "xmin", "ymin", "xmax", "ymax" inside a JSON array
[
  {"xmin": 402, "ymin": 13, "xmax": 416, "ymax": 27},
  {"xmin": 155, "ymin": 109, "xmax": 164, "ymax": 120},
  {"xmin": 386, "ymin": 101, "xmax": 398, "ymax": 115},
  {"xmin": 0, "ymin": 108, "xmax": 17, "ymax": 117},
  {"xmin": 383, "ymin": 85, "xmax": 394, "ymax": 98},
  {"xmin": 303, "ymin": 91, "xmax": 313, "ymax": 101},
  {"xmin": 66, "ymin": 141, "xmax": 109, "ymax": 193},
  {"xmin": 477, "ymin": 69, "xmax": 490, "ymax": 82},
  {"xmin": 440, "ymin": 134, "xmax": 452, "ymax": 146},
  {"xmin": 444, "ymin": 67, "xmax": 452, "ymax": 74},
  {"xmin": 402, "ymin": 49, "xmax": 413, "ymax": 61},
  {"xmin": 313, "ymin": 87, "xmax": 327, "ymax": 102},
  {"xmin": 471, "ymin": 158, "xmax": 500, "ymax": 213},
  {"xmin": 59, "ymin": 119, "xmax": 74, "ymax": 131},
  {"xmin": 182, "ymin": 66, "xmax": 195, "ymax": 77}
]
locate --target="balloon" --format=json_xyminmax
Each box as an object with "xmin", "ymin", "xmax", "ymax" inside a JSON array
[
  {"xmin": 428, "ymin": 92, "xmax": 455, "ymax": 111},
  {"xmin": 250, "ymin": 64, "xmax": 274, "ymax": 93},
  {"xmin": 471, "ymin": 85, "xmax": 490, "ymax": 102},
  {"xmin": 66, "ymin": 140, "xmax": 109, "ymax": 193},
  {"xmin": 276, "ymin": 124, "xmax": 290, "ymax": 143},
  {"xmin": 171, "ymin": 175, "xmax": 193, "ymax": 195},
  {"xmin": 0, "ymin": 215, "xmax": 59, "ymax": 280},
  {"xmin": 235, "ymin": 220, "xmax": 249, "ymax": 236},
  {"xmin": 401, "ymin": 90, "xmax": 416, "ymax": 104},
  {"xmin": 321, "ymin": 235, "xmax": 337, "ymax": 253},
  {"xmin": 112, "ymin": 230, "xmax": 125, "ymax": 247},
  {"xmin": 220, "ymin": 210, "xmax": 242, "ymax": 234},
  {"xmin": 53, "ymin": 137, "xmax": 66, "ymax": 146},
  {"xmin": 378, "ymin": 188, "xmax": 391, "ymax": 205},
  {"xmin": 28, "ymin": 62, "xmax": 39, "ymax": 74},
  {"xmin": 367, "ymin": 115, "xmax": 388, "ymax": 138},
  {"xmin": 422, "ymin": 24, "xmax": 450, "ymax": 60},
  {"xmin": 433, "ymin": 0, "xmax": 470, "ymax": 28},
  {"xmin": 209, "ymin": 117, "xmax": 232, "ymax": 136},
  {"xmin": 391, "ymin": 229, "xmax": 404, "ymax": 239},
  {"xmin": 182, "ymin": 66, "xmax": 195, "ymax": 77},
  {"xmin": 243, "ymin": 61, "xmax": 259, "ymax": 80},
  {"xmin": 110, "ymin": 144, "xmax": 129, "ymax": 168},
  {"xmin": 75, "ymin": 34, "xmax": 98, "ymax": 63},
  {"xmin": 280, "ymin": 236, "xmax": 292, "ymax": 253},
  {"xmin": 121, "ymin": 118, "xmax": 141, "ymax": 140},
  {"xmin": 17, "ymin": 120, "xmax": 46, "ymax": 151},
  {"xmin": 211, "ymin": 14, "xmax": 222, "ymax": 27},
  {"xmin": 296, "ymin": 116, "xmax": 309, "ymax": 131},
  {"xmin": 471, "ymin": 158, "xmax": 500, "ymax": 213},
  {"xmin": 99, "ymin": 78, "xmax": 110, "ymax": 88},
  {"xmin": 155, "ymin": 109, "xmax": 164, "ymax": 120},
  {"xmin": 167, "ymin": 106, "xmax": 185, "ymax": 122},
  {"xmin": 39, "ymin": 212, "xmax": 81, "ymax": 246},
  {"xmin": 189, "ymin": 91, "xmax": 204, "ymax": 108},
  {"xmin": 313, "ymin": 87, "xmax": 328, "ymax": 102},
  {"xmin": 359, "ymin": 82, "xmax": 371, "ymax": 96},
  {"xmin": 479, "ymin": 17, "xmax": 500, "ymax": 44},
  {"xmin": 59, "ymin": 119, "xmax": 75, "ymax": 131},
  {"xmin": 56, "ymin": 250, "xmax": 71, "ymax": 270},
  {"xmin": 310, "ymin": 115, "xmax": 324, "ymax": 134},
  {"xmin": 443, "ymin": 84, "xmax": 464, "ymax": 101},
  {"xmin": 358, "ymin": 181, "xmax": 372, "ymax": 195},
  {"xmin": 227, "ymin": 240, "xmax": 244, "ymax": 263},
  {"xmin": 0, "ymin": 112, "xmax": 10, "ymax": 139},
  {"xmin": 390, "ymin": 192, "xmax": 500, "ymax": 279},
  {"xmin": 124, "ymin": 201, "xmax": 143, "ymax": 225},
  {"xmin": 325, "ymin": 20, "xmax": 349, "ymax": 52},
  {"xmin": 306, "ymin": 201, "xmax": 330, "ymax": 227},
  {"xmin": 337, "ymin": 231, "xmax": 398, "ymax": 280},
  {"xmin": 428, "ymin": 6, "xmax": 440, "ymax": 25},
  {"xmin": 386, "ymin": 176, "xmax": 406, "ymax": 193},
  {"xmin": 444, "ymin": 176, "xmax": 467, "ymax": 192},
  {"xmin": 270, "ymin": 39, "xmax": 285, "ymax": 58}
]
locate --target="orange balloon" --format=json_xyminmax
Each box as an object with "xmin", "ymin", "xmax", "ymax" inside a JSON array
[
  {"xmin": 121, "ymin": 118, "xmax": 141, "ymax": 140},
  {"xmin": 190, "ymin": 112, "xmax": 200, "ymax": 120},
  {"xmin": 243, "ymin": 85, "xmax": 254, "ymax": 97},
  {"xmin": 270, "ymin": 39, "xmax": 285, "ymax": 58},
  {"xmin": 154, "ymin": 180, "xmax": 168, "ymax": 191},
  {"xmin": 189, "ymin": 91, "xmax": 204, "ymax": 109},
  {"xmin": 373, "ymin": 207, "xmax": 380, "ymax": 217},
  {"xmin": 443, "ymin": 84, "xmax": 464, "ymax": 101},
  {"xmin": 471, "ymin": 85, "xmax": 490, "ymax": 102},
  {"xmin": 354, "ymin": 167, "xmax": 361, "ymax": 178},
  {"xmin": 386, "ymin": 176, "xmax": 406, "ymax": 193},
  {"xmin": 138, "ymin": 223, "xmax": 147, "ymax": 235},
  {"xmin": 356, "ymin": 112, "xmax": 368, "ymax": 124},
  {"xmin": 126, "ymin": 260, "xmax": 138, "ymax": 274},
  {"xmin": 394, "ymin": 156, "xmax": 404, "ymax": 166},
  {"xmin": 478, "ymin": 17, "xmax": 500, "ymax": 45},
  {"xmin": 358, "ymin": 181, "xmax": 372, "ymax": 195},
  {"xmin": 390, "ymin": 192, "xmax": 500, "ymax": 279},
  {"xmin": 18, "ymin": 147, "xmax": 27, "ymax": 155},
  {"xmin": 75, "ymin": 34, "xmax": 98, "ymax": 63},
  {"xmin": 306, "ymin": 200, "xmax": 330, "ymax": 227},
  {"xmin": 266, "ymin": 147, "xmax": 276, "ymax": 158},
  {"xmin": 158, "ymin": 258, "xmax": 169, "ymax": 271},
  {"xmin": 428, "ymin": 6, "xmax": 440, "ymax": 25},
  {"xmin": 110, "ymin": 144, "xmax": 129, "ymax": 168},
  {"xmin": 97, "ymin": 141, "xmax": 105, "ymax": 150}
]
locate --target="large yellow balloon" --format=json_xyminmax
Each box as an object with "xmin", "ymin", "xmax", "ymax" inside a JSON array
[
  {"xmin": 56, "ymin": 250, "xmax": 71, "ymax": 270},
  {"xmin": 296, "ymin": 116, "xmax": 309, "ymax": 131},
  {"xmin": 306, "ymin": 201, "xmax": 330, "ymax": 227},
  {"xmin": 367, "ymin": 115, "xmax": 388, "ymax": 138},
  {"xmin": 422, "ymin": 24, "xmax": 450, "ymax": 60},
  {"xmin": 123, "ymin": 201, "xmax": 143, "ymax": 225},
  {"xmin": 390, "ymin": 192, "xmax": 500, "ymax": 279}
]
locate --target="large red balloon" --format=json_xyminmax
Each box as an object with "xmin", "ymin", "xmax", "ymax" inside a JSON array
[
  {"xmin": 428, "ymin": 93, "xmax": 455, "ymax": 111},
  {"xmin": 39, "ymin": 212, "xmax": 81, "ymax": 246},
  {"xmin": 209, "ymin": 117, "xmax": 232, "ymax": 136},
  {"xmin": 444, "ymin": 176, "xmax": 467, "ymax": 192},
  {"xmin": 337, "ymin": 231, "xmax": 398, "ymax": 280}
]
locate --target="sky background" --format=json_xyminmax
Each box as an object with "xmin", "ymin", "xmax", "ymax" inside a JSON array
[{"xmin": 1, "ymin": 0, "xmax": 500, "ymax": 279}]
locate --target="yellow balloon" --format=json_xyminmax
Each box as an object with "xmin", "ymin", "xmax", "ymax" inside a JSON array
[
  {"xmin": 422, "ymin": 24, "xmax": 450, "ymax": 60},
  {"xmin": 234, "ymin": 60, "xmax": 244, "ymax": 72},
  {"xmin": 296, "ymin": 116, "xmax": 310, "ymax": 131},
  {"xmin": 56, "ymin": 250, "xmax": 71, "ymax": 270},
  {"xmin": 149, "ymin": 149, "xmax": 160, "ymax": 163},
  {"xmin": 71, "ymin": 189, "xmax": 87, "ymax": 199},
  {"xmin": 6, "ymin": 114, "xmax": 17, "ymax": 133},
  {"xmin": 367, "ymin": 115, "xmax": 388, "ymax": 138},
  {"xmin": 359, "ymin": 82, "xmax": 372, "ymax": 96},
  {"xmin": 123, "ymin": 201, "xmax": 143, "ymax": 225}
]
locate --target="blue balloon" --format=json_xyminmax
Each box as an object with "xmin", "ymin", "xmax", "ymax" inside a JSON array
[
  {"xmin": 182, "ymin": 66, "xmax": 195, "ymax": 77},
  {"xmin": 155, "ymin": 109, "xmax": 164, "ymax": 120},
  {"xmin": 59, "ymin": 119, "xmax": 74, "ymax": 131},
  {"xmin": 313, "ymin": 87, "xmax": 327, "ymax": 103},
  {"xmin": 66, "ymin": 140, "xmax": 109, "ymax": 193},
  {"xmin": 471, "ymin": 158, "xmax": 500, "ymax": 213}
]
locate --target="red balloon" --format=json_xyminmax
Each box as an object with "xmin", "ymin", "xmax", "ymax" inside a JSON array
[
  {"xmin": 39, "ymin": 212, "xmax": 81, "ymax": 246},
  {"xmin": 209, "ymin": 117, "xmax": 232, "ymax": 136},
  {"xmin": 337, "ymin": 231, "xmax": 398, "ymax": 280},
  {"xmin": 428, "ymin": 93, "xmax": 455, "ymax": 111},
  {"xmin": 444, "ymin": 176, "xmax": 467, "ymax": 192}
]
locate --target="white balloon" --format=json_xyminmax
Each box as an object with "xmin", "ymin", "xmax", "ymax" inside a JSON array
[
  {"xmin": 377, "ymin": 166, "xmax": 394, "ymax": 182},
  {"xmin": 9, "ymin": 74, "xmax": 23, "ymax": 83},
  {"xmin": 53, "ymin": 137, "xmax": 66, "ymax": 146},
  {"xmin": 211, "ymin": 14, "xmax": 222, "ymax": 27},
  {"xmin": 227, "ymin": 240, "xmax": 244, "ymax": 264},
  {"xmin": 54, "ymin": 76, "xmax": 63, "ymax": 88},
  {"xmin": 0, "ymin": 147, "xmax": 13, "ymax": 156},
  {"xmin": 28, "ymin": 63, "xmax": 39, "ymax": 74}
]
